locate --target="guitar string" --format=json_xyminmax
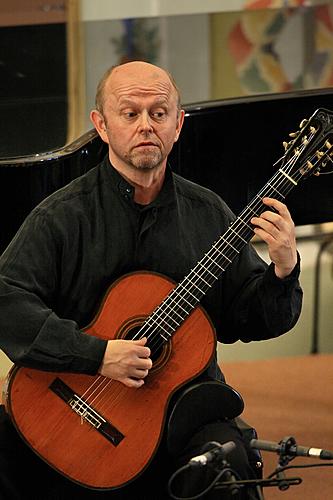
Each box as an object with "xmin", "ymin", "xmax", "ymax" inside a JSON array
[
  {"xmin": 78, "ymin": 134, "xmax": 333, "ymax": 419},
  {"xmin": 71, "ymin": 128, "xmax": 325, "ymax": 416},
  {"xmin": 69, "ymin": 142, "xmax": 312, "ymax": 418},
  {"xmin": 75, "ymin": 151, "xmax": 305, "ymax": 417},
  {"xmin": 130, "ymin": 139, "xmax": 314, "ymax": 356},
  {"xmin": 140, "ymin": 130, "xmax": 326, "ymax": 351},
  {"xmin": 120, "ymin": 131, "xmax": 331, "ymax": 362},
  {"xmin": 71, "ymin": 149, "xmax": 304, "ymax": 417},
  {"xmin": 71, "ymin": 132, "xmax": 318, "ymax": 417}
]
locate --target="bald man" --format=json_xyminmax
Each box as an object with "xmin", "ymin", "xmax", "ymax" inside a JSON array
[{"xmin": 0, "ymin": 61, "xmax": 302, "ymax": 499}]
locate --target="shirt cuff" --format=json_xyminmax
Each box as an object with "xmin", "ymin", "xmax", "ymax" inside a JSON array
[
  {"xmin": 70, "ymin": 332, "xmax": 108, "ymax": 374},
  {"xmin": 264, "ymin": 251, "xmax": 301, "ymax": 288}
]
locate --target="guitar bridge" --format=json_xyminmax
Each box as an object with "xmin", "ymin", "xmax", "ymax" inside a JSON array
[{"xmin": 49, "ymin": 377, "xmax": 124, "ymax": 446}]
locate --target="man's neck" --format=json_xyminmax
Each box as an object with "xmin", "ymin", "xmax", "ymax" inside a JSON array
[{"xmin": 111, "ymin": 158, "xmax": 166, "ymax": 205}]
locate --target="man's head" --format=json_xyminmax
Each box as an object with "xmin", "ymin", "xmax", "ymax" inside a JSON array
[
  {"xmin": 95, "ymin": 63, "xmax": 182, "ymax": 115},
  {"xmin": 90, "ymin": 61, "xmax": 185, "ymax": 174}
]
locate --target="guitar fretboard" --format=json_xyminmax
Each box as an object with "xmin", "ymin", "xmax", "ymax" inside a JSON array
[
  {"xmin": 138, "ymin": 166, "xmax": 299, "ymax": 351},
  {"xmin": 136, "ymin": 106, "xmax": 333, "ymax": 353}
]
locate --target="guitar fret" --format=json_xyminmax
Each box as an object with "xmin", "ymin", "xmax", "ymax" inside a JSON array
[
  {"xmin": 248, "ymin": 201, "xmax": 260, "ymax": 215},
  {"xmin": 183, "ymin": 276, "xmax": 204, "ymax": 295},
  {"xmin": 221, "ymin": 236, "xmax": 239, "ymax": 253},
  {"xmin": 212, "ymin": 242, "xmax": 231, "ymax": 262},
  {"xmin": 158, "ymin": 316, "xmax": 178, "ymax": 332},
  {"xmin": 166, "ymin": 305, "xmax": 184, "ymax": 321},
  {"xmin": 146, "ymin": 311, "xmax": 177, "ymax": 336},
  {"xmin": 229, "ymin": 226, "xmax": 247, "ymax": 243},
  {"xmin": 163, "ymin": 291, "xmax": 192, "ymax": 319},
  {"xmin": 171, "ymin": 296, "xmax": 191, "ymax": 315},
  {"xmin": 204, "ymin": 252, "xmax": 225, "ymax": 271},
  {"xmin": 238, "ymin": 216, "xmax": 252, "ymax": 231},
  {"xmin": 267, "ymin": 181, "xmax": 284, "ymax": 198},
  {"xmin": 160, "ymin": 332, "xmax": 170, "ymax": 341},
  {"xmin": 197, "ymin": 260, "xmax": 219, "ymax": 279},
  {"xmin": 166, "ymin": 287, "xmax": 196, "ymax": 314},
  {"xmin": 191, "ymin": 268, "xmax": 212, "ymax": 288}
]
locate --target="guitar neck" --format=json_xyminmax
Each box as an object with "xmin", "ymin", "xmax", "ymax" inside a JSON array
[
  {"xmin": 140, "ymin": 166, "xmax": 299, "ymax": 347},
  {"xmin": 139, "ymin": 106, "xmax": 333, "ymax": 347}
]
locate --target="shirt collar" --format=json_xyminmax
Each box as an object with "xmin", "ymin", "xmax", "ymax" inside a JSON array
[{"xmin": 102, "ymin": 156, "xmax": 176, "ymax": 209}]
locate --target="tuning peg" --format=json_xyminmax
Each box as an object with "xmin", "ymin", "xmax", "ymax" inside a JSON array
[
  {"xmin": 325, "ymin": 140, "xmax": 332, "ymax": 149},
  {"xmin": 316, "ymin": 150, "xmax": 324, "ymax": 158},
  {"xmin": 300, "ymin": 118, "xmax": 308, "ymax": 128},
  {"xmin": 289, "ymin": 131, "xmax": 299, "ymax": 138}
]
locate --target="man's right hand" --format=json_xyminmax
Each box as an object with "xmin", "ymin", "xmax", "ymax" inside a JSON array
[{"xmin": 98, "ymin": 337, "xmax": 152, "ymax": 387}]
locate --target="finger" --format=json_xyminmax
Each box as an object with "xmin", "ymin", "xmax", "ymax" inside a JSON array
[
  {"xmin": 133, "ymin": 337, "xmax": 148, "ymax": 345},
  {"xmin": 132, "ymin": 337, "xmax": 151, "ymax": 358},
  {"xmin": 137, "ymin": 346, "xmax": 151, "ymax": 359},
  {"xmin": 122, "ymin": 377, "xmax": 145, "ymax": 388},
  {"xmin": 132, "ymin": 368, "xmax": 149, "ymax": 379},
  {"xmin": 262, "ymin": 197, "xmax": 292, "ymax": 220},
  {"xmin": 132, "ymin": 357, "xmax": 152, "ymax": 370},
  {"xmin": 251, "ymin": 215, "xmax": 281, "ymax": 238}
]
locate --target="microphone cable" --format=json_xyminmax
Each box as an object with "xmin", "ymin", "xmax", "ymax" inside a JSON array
[{"xmin": 168, "ymin": 462, "xmax": 241, "ymax": 500}]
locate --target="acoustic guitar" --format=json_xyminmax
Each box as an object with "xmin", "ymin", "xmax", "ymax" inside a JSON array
[{"xmin": 4, "ymin": 108, "xmax": 333, "ymax": 489}]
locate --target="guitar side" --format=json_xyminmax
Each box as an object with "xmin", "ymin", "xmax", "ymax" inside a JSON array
[{"xmin": 5, "ymin": 271, "xmax": 216, "ymax": 490}]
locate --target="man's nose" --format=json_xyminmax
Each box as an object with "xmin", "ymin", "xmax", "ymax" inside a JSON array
[{"xmin": 138, "ymin": 111, "xmax": 153, "ymax": 132}]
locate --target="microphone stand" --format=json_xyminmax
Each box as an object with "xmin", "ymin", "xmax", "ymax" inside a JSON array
[
  {"xmin": 170, "ymin": 435, "xmax": 333, "ymax": 499},
  {"xmin": 215, "ymin": 436, "xmax": 303, "ymax": 498},
  {"xmin": 274, "ymin": 435, "xmax": 299, "ymax": 491},
  {"xmin": 169, "ymin": 436, "xmax": 306, "ymax": 500}
]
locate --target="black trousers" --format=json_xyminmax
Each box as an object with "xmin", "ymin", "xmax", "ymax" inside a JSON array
[{"xmin": 0, "ymin": 405, "xmax": 259, "ymax": 500}]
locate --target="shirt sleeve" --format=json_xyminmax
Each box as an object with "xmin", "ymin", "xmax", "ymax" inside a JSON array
[
  {"xmin": 0, "ymin": 210, "xmax": 107, "ymax": 374},
  {"xmin": 208, "ymin": 243, "xmax": 303, "ymax": 344}
]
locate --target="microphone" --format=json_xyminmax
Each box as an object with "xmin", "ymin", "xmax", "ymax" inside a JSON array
[
  {"xmin": 188, "ymin": 440, "xmax": 236, "ymax": 467},
  {"xmin": 250, "ymin": 438, "xmax": 333, "ymax": 460}
]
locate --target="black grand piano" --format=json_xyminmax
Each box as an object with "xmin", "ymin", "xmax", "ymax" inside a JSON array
[{"xmin": 1, "ymin": 88, "xmax": 333, "ymax": 256}]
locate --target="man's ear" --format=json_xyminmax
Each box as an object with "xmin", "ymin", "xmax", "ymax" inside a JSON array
[
  {"xmin": 90, "ymin": 109, "xmax": 109, "ymax": 144},
  {"xmin": 174, "ymin": 109, "xmax": 185, "ymax": 143}
]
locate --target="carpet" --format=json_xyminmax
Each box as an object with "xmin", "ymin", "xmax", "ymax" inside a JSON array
[{"xmin": 222, "ymin": 354, "xmax": 333, "ymax": 499}]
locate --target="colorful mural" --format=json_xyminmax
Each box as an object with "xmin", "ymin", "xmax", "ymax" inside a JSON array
[{"xmin": 227, "ymin": 3, "xmax": 333, "ymax": 94}]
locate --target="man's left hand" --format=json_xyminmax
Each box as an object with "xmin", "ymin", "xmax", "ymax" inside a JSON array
[{"xmin": 251, "ymin": 197, "xmax": 297, "ymax": 279}]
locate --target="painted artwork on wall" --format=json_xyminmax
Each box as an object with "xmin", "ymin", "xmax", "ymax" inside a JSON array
[{"xmin": 211, "ymin": 3, "xmax": 333, "ymax": 98}]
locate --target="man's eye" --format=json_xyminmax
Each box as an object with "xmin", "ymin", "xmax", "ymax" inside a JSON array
[
  {"xmin": 123, "ymin": 111, "xmax": 136, "ymax": 118},
  {"xmin": 152, "ymin": 111, "xmax": 165, "ymax": 119}
]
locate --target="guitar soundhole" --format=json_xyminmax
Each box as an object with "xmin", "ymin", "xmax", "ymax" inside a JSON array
[{"xmin": 118, "ymin": 316, "xmax": 172, "ymax": 372}]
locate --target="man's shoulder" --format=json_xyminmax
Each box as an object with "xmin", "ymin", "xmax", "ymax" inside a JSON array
[
  {"xmin": 34, "ymin": 159, "xmax": 107, "ymax": 215},
  {"xmin": 172, "ymin": 171, "xmax": 229, "ymax": 211}
]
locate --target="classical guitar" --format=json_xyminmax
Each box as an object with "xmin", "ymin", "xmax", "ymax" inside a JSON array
[{"xmin": 4, "ymin": 108, "xmax": 333, "ymax": 490}]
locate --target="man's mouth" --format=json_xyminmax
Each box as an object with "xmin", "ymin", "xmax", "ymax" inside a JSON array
[{"xmin": 135, "ymin": 142, "xmax": 158, "ymax": 148}]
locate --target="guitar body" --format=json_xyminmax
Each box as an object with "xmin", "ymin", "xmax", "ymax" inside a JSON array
[{"xmin": 5, "ymin": 271, "xmax": 216, "ymax": 490}]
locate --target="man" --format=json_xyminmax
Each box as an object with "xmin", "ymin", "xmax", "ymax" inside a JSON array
[{"xmin": 0, "ymin": 61, "xmax": 302, "ymax": 499}]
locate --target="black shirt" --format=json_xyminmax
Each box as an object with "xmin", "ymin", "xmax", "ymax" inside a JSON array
[{"xmin": 0, "ymin": 157, "xmax": 302, "ymax": 381}]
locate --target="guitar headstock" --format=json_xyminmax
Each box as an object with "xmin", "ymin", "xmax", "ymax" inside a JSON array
[{"xmin": 281, "ymin": 108, "xmax": 333, "ymax": 181}]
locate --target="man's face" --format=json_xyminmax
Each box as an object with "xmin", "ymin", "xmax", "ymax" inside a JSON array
[{"xmin": 95, "ymin": 63, "xmax": 184, "ymax": 173}]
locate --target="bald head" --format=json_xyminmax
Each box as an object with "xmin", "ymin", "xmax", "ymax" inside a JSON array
[{"xmin": 95, "ymin": 61, "xmax": 181, "ymax": 114}]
